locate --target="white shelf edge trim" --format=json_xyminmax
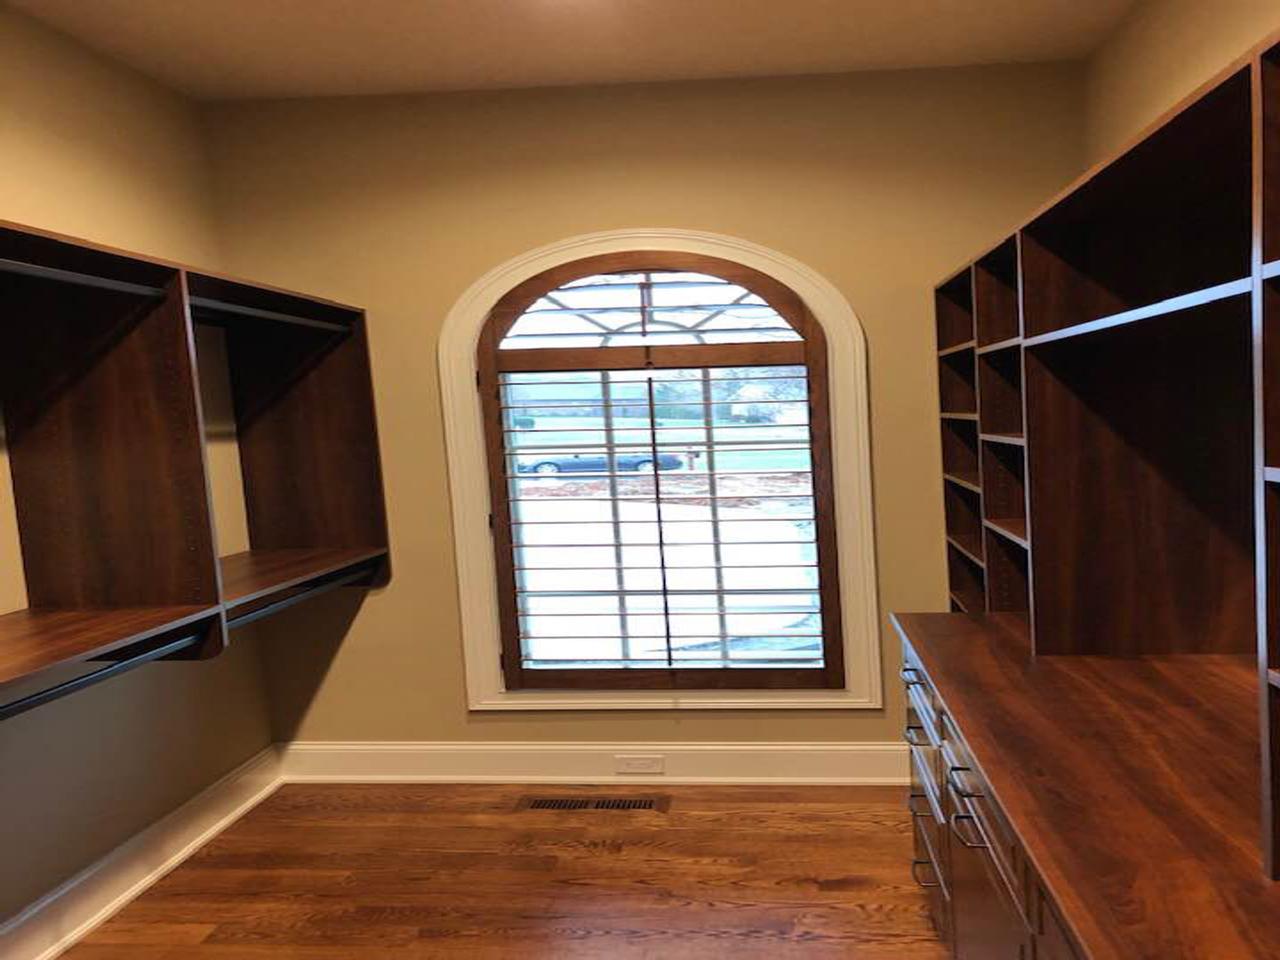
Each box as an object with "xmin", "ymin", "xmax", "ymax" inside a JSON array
[
  {"xmin": 1, "ymin": 740, "xmax": 906, "ymax": 960},
  {"xmin": 438, "ymin": 228, "xmax": 883, "ymax": 710}
]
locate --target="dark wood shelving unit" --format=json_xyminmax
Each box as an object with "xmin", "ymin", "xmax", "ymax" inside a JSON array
[
  {"xmin": 0, "ymin": 221, "xmax": 390, "ymax": 718},
  {"xmin": 918, "ymin": 42, "xmax": 1280, "ymax": 954}
]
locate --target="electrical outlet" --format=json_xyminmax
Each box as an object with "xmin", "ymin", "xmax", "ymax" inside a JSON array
[{"xmin": 614, "ymin": 754, "xmax": 665, "ymax": 775}]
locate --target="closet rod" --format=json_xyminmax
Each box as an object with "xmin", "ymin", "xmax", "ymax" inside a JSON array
[
  {"xmin": 0, "ymin": 631, "xmax": 204, "ymax": 723},
  {"xmin": 188, "ymin": 297, "xmax": 351, "ymax": 333},
  {"xmin": 0, "ymin": 258, "xmax": 165, "ymax": 298},
  {"xmin": 225, "ymin": 565, "xmax": 379, "ymax": 631}
]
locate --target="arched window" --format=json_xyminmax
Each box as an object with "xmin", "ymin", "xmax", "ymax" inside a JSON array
[{"xmin": 477, "ymin": 252, "xmax": 844, "ymax": 691}]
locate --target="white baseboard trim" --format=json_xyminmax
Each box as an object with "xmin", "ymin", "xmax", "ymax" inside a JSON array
[
  {"xmin": 2, "ymin": 739, "xmax": 905, "ymax": 959},
  {"xmin": 0, "ymin": 746, "xmax": 282, "ymax": 960},
  {"xmin": 280, "ymin": 740, "xmax": 908, "ymax": 785}
]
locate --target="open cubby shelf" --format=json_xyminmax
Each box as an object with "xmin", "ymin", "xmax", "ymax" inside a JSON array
[
  {"xmin": 935, "ymin": 269, "xmax": 974, "ymax": 351},
  {"xmin": 944, "ymin": 481, "xmax": 984, "ymax": 565},
  {"xmin": 946, "ymin": 542, "xmax": 986, "ymax": 614},
  {"xmin": 977, "ymin": 344, "xmax": 1023, "ymax": 438},
  {"xmin": 1021, "ymin": 70, "xmax": 1253, "ymax": 339},
  {"xmin": 941, "ymin": 417, "xmax": 980, "ymax": 487},
  {"xmin": 0, "ymin": 220, "xmax": 390, "ymax": 710},
  {"xmin": 938, "ymin": 347, "xmax": 977, "ymax": 414},
  {"xmin": 984, "ymin": 528, "xmax": 1029, "ymax": 613},
  {"xmin": 974, "ymin": 238, "xmax": 1020, "ymax": 346},
  {"xmin": 980, "ymin": 439, "xmax": 1025, "ymax": 529}
]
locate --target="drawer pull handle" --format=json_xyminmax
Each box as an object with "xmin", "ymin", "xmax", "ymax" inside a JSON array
[
  {"xmin": 900, "ymin": 667, "xmax": 924, "ymax": 686},
  {"xmin": 947, "ymin": 765, "xmax": 984, "ymax": 800},
  {"xmin": 907, "ymin": 792, "xmax": 933, "ymax": 819},
  {"xmin": 904, "ymin": 724, "xmax": 930, "ymax": 748},
  {"xmin": 949, "ymin": 811, "xmax": 989, "ymax": 849},
  {"xmin": 911, "ymin": 857, "xmax": 941, "ymax": 888}
]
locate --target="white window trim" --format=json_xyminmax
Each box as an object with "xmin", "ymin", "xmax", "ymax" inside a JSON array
[{"xmin": 439, "ymin": 229, "xmax": 881, "ymax": 710}]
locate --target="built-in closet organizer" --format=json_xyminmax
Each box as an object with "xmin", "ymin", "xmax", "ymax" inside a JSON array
[
  {"xmin": 902, "ymin": 34, "xmax": 1280, "ymax": 960},
  {"xmin": 0, "ymin": 221, "xmax": 389, "ymax": 720}
]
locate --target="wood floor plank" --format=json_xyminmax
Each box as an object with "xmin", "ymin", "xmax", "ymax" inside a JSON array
[{"xmin": 62, "ymin": 784, "xmax": 946, "ymax": 959}]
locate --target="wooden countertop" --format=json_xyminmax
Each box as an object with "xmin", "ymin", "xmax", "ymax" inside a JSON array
[{"xmin": 892, "ymin": 611, "xmax": 1280, "ymax": 960}]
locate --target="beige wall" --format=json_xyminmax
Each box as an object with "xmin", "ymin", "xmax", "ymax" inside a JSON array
[
  {"xmin": 0, "ymin": 10, "xmax": 270, "ymax": 922},
  {"xmin": 1086, "ymin": 0, "xmax": 1280, "ymax": 160},
  {"xmin": 206, "ymin": 64, "xmax": 1087, "ymax": 745}
]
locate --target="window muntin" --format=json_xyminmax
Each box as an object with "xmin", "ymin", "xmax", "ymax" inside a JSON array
[
  {"xmin": 501, "ymin": 272, "xmax": 802, "ymax": 349},
  {"xmin": 501, "ymin": 365, "xmax": 823, "ymax": 672}
]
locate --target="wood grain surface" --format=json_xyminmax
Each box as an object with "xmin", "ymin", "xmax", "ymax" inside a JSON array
[{"xmin": 63, "ymin": 783, "xmax": 946, "ymax": 960}]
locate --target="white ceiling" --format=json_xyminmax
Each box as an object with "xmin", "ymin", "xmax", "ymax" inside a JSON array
[{"xmin": 11, "ymin": 0, "xmax": 1139, "ymax": 101}]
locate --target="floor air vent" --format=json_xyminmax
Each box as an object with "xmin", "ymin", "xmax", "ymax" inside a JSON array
[{"xmin": 519, "ymin": 795, "xmax": 670, "ymax": 812}]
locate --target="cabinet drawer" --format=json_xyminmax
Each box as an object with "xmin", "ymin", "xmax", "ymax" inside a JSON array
[
  {"xmin": 912, "ymin": 802, "xmax": 952, "ymax": 942},
  {"xmin": 942, "ymin": 732, "xmax": 1026, "ymax": 925}
]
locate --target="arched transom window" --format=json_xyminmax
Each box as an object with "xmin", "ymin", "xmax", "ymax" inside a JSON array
[{"xmin": 478, "ymin": 253, "xmax": 843, "ymax": 691}]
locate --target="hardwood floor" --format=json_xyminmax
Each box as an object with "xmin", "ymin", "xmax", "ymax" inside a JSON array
[{"xmin": 64, "ymin": 784, "xmax": 945, "ymax": 960}]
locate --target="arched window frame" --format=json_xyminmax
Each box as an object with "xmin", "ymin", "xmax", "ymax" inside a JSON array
[
  {"xmin": 480, "ymin": 252, "xmax": 842, "ymax": 691},
  {"xmin": 440, "ymin": 229, "xmax": 881, "ymax": 710}
]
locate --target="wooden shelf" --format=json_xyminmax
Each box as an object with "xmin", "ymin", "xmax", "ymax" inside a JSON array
[
  {"xmin": 980, "ymin": 433, "xmax": 1025, "ymax": 446},
  {"xmin": 1269, "ymin": 668, "xmax": 1280, "ymax": 690},
  {"xmin": 1022, "ymin": 277, "xmax": 1251, "ymax": 349},
  {"xmin": 978, "ymin": 337, "xmax": 1021, "ymax": 355},
  {"xmin": 938, "ymin": 340, "xmax": 975, "ymax": 357},
  {"xmin": 221, "ymin": 548, "xmax": 388, "ymax": 609},
  {"xmin": 0, "ymin": 606, "xmax": 218, "ymax": 688},
  {"xmin": 1266, "ymin": 467, "xmax": 1280, "ymax": 484},
  {"xmin": 940, "ymin": 411, "xmax": 979, "ymax": 421},
  {"xmin": 946, "ymin": 534, "xmax": 985, "ymax": 568},
  {"xmin": 943, "ymin": 472, "xmax": 982, "ymax": 494},
  {"xmin": 984, "ymin": 517, "xmax": 1028, "ymax": 548}
]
